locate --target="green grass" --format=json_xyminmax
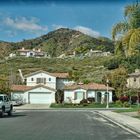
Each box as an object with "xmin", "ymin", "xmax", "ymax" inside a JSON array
[
  {"xmin": 133, "ymin": 116, "xmax": 140, "ymax": 119},
  {"xmin": 0, "ymin": 56, "xmax": 111, "ymax": 84},
  {"xmin": 114, "ymin": 105, "xmax": 140, "ymax": 113},
  {"xmin": 50, "ymin": 103, "xmax": 125, "ymax": 108}
]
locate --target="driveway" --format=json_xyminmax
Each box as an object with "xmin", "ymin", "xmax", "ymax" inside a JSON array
[
  {"xmin": 0, "ymin": 111, "xmax": 139, "ymax": 140},
  {"xmin": 14, "ymin": 104, "xmax": 50, "ymax": 110}
]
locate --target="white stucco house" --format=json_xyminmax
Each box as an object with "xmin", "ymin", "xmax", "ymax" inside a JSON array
[
  {"xmin": 64, "ymin": 83, "xmax": 114, "ymax": 104},
  {"xmin": 11, "ymin": 70, "xmax": 74, "ymax": 104},
  {"xmin": 17, "ymin": 47, "xmax": 50, "ymax": 58},
  {"xmin": 11, "ymin": 70, "xmax": 114, "ymax": 105}
]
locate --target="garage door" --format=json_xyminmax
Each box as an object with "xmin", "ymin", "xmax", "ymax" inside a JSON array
[{"xmin": 29, "ymin": 92, "xmax": 52, "ymax": 104}]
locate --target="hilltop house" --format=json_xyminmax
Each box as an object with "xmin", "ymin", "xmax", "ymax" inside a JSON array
[
  {"xmin": 85, "ymin": 49, "xmax": 111, "ymax": 57},
  {"xmin": 11, "ymin": 70, "xmax": 114, "ymax": 104},
  {"xmin": 17, "ymin": 47, "xmax": 50, "ymax": 58}
]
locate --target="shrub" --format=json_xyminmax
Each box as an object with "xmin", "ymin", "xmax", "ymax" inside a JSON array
[
  {"xmin": 123, "ymin": 101, "xmax": 130, "ymax": 107},
  {"xmin": 119, "ymin": 96, "xmax": 129, "ymax": 103},
  {"xmin": 112, "ymin": 95, "xmax": 118, "ymax": 102},
  {"xmin": 80, "ymin": 99, "xmax": 88, "ymax": 104},
  {"xmin": 115, "ymin": 100, "xmax": 123, "ymax": 107},
  {"xmin": 131, "ymin": 96, "xmax": 138, "ymax": 104},
  {"xmin": 83, "ymin": 103, "xmax": 88, "ymax": 106},
  {"xmin": 87, "ymin": 97, "xmax": 95, "ymax": 103}
]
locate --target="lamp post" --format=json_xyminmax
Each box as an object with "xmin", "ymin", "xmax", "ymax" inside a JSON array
[{"xmin": 106, "ymin": 79, "xmax": 109, "ymax": 109}]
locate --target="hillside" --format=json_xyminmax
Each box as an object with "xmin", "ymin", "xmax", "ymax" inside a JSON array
[
  {"xmin": 0, "ymin": 56, "xmax": 112, "ymax": 85},
  {"xmin": 6, "ymin": 28, "xmax": 114, "ymax": 57},
  {"xmin": 0, "ymin": 41, "xmax": 14, "ymax": 59}
]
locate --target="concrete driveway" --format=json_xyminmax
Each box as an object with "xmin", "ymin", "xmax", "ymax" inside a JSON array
[
  {"xmin": 0, "ymin": 111, "xmax": 139, "ymax": 140},
  {"xmin": 13, "ymin": 104, "xmax": 50, "ymax": 110}
]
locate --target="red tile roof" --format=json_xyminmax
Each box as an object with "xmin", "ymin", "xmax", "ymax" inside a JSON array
[
  {"xmin": 64, "ymin": 83, "xmax": 114, "ymax": 91},
  {"xmin": 24, "ymin": 70, "xmax": 69, "ymax": 78},
  {"xmin": 11, "ymin": 85, "xmax": 32, "ymax": 92},
  {"xmin": 51, "ymin": 73, "xmax": 69, "ymax": 78},
  {"xmin": 11, "ymin": 85, "xmax": 56, "ymax": 92}
]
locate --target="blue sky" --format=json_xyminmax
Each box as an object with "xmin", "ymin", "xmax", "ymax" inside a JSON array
[{"xmin": 0, "ymin": 0, "xmax": 136, "ymax": 42}]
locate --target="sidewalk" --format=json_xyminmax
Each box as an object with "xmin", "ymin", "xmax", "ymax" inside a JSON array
[{"xmin": 98, "ymin": 110, "xmax": 140, "ymax": 134}]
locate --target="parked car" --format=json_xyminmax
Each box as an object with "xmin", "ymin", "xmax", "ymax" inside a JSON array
[
  {"xmin": 0, "ymin": 94, "xmax": 13, "ymax": 117},
  {"xmin": 12, "ymin": 99, "xmax": 23, "ymax": 106}
]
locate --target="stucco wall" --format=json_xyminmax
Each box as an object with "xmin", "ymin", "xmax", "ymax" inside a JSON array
[
  {"xmin": 26, "ymin": 72, "xmax": 56, "ymax": 89},
  {"xmin": 127, "ymin": 77, "xmax": 140, "ymax": 89},
  {"xmin": 87, "ymin": 90, "xmax": 95, "ymax": 98},
  {"xmin": 64, "ymin": 89, "xmax": 113, "ymax": 103},
  {"xmin": 11, "ymin": 87, "xmax": 55, "ymax": 104}
]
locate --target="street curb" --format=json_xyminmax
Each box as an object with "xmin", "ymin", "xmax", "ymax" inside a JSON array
[
  {"xmin": 13, "ymin": 107, "xmax": 129, "ymax": 111},
  {"xmin": 96, "ymin": 111, "xmax": 140, "ymax": 137}
]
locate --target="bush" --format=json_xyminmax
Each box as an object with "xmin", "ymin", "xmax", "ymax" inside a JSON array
[
  {"xmin": 112, "ymin": 95, "xmax": 118, "ymax": 102},
  {"xmin": 87, "ymin": 97, "xmax": 95, "ymax": 103},
  {"xmin": 131, "ymin": 96, "xmax": 138, "ymax": 104},
  {"xmin": 115, "ymin": 100, "xmax": 123, "ymax": 107},
  {"xmin": 82, "ymin": 103, "xmax": 88, "ymax": 106},
  {"xmin": 123, "ymin": 101, "xmax": 130, "ymax": 107},
  {"xmin": 119, "ymin": 96, "xmax": 129, "ymax": 103},
  {"xmin": 80, "ymin": 99, "xmax": 88, "ymax": 104}
]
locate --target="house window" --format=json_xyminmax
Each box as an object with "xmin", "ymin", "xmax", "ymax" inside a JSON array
[
  {"xmin": 49, "ymin": 78, "xmax": 51, "ymax": 81},
  {"xmin": 31, "ymin": 78, "xmax": 34, "ymax": 81},
  {"xmin": 134, "ymin": 77, "xmax": 136, "ymax": 82},
  {"xmin": 36, "ymin": 78, "xmax": 46, "ymax": 84},
  {"xmin": 63, "ymin": 79, "xmax": 68, "ymax": 82}
]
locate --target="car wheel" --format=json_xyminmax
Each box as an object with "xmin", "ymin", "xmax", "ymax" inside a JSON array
[
  {"xmin": 0, "ymin": 109, "xmax": 5, "ymax": 118},
  {"xmin": 8, "ymin": 106, "xmax": 13, "ymax": 116}
]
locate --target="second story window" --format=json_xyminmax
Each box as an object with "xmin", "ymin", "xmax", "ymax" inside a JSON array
[
  {"xmin": 134, "ymin": 77, "xmax": 136, "ymax": 82},
  {"xmin": 31, "ymin": 78, "xmax": 34, "ymax": 81},
  {"xmin": 49, "ymin": 78, "xmax": 51, "ymax": 81},
  {"xmin": 36, "ymin": 78, "xmax": 46, "ymax": 84}
]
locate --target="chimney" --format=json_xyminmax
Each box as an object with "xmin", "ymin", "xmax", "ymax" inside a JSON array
[
  {"xmin": 38, "ymin": 48, "xmax": 41, "ymax": 52},
  {"xmin": 33, "ymin": 48, "xmax": 35, "ymax": 51},
  {"xmin": 90, "ymin": 49, "xmax": 93, "ymax": 52},
  {"xmin": 22, "ymin": 47, "xmax": 25, "ymax": 50}
]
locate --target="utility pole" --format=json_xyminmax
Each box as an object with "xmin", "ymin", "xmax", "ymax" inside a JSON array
[{"xmin": 106, "ymin": 79, "xmax": 109, "ymax": 109}]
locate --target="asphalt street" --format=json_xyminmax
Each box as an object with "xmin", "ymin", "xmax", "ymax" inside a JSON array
[{"xmin": 0, "ymin": 111, "xmax": 139, "ymax": 140}]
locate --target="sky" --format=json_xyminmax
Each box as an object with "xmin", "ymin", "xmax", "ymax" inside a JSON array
[{"xmin": 0, "ymin": 0, "xmax": 137, "ymax": 42}]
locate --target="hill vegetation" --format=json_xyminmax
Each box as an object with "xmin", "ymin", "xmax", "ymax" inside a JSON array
[
  {"xmin": 0, "ymin": 28, "xmax": 114, "ymax": 57},
  {"xmin": 0, "ymin": 2, "xmax": 140, "ymax": 99}
]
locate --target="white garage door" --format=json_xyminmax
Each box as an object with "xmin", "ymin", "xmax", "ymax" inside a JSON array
[{"xmin": 29, "ymin": 92, "xmax": 52, "ymax": 104}]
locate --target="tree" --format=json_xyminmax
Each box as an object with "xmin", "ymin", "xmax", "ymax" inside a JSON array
[
  {"xmin": 112, "ymin": 2, "xmax": 140, "ymax": 57},
  {"xmin": 106, "ymin": 67, "xmax": 128, "ymax": 97},
  {"xmin": 55, "ymin": 90, "xmax": 64, "ymax": 104},
  {"xmin": 0, "ymin": 45, "xmax": 10, "ymax": 60},
  {"xmin": 125, "ymin": 88, "xmax": 137, "ymax": 106},
  {"xmin": 0, "ymin": 77, "xmax": 11, "ymax": 94}
]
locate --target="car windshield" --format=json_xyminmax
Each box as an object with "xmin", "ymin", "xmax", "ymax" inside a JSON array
[{"xmin": 0, "ymin": 96, "xmax": 3, "ymax": 101}]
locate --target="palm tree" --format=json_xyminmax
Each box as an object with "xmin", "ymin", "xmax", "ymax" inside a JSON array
[
  {"xmin": 123, "ymin": 28, "xmax": 140, "ymax": 56},
  {"xmin": 112, "ymin": 2, "xmax": 140, "ymax": 57}
]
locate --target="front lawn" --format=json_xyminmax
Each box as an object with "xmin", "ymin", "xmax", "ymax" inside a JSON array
[
  {"xmin": 50, "ymin": 103, "xmax": 126, "ymax": 108},
  {"xmin": 114, "ymin": 105, "xmax": 140, "ymax": 113}
]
